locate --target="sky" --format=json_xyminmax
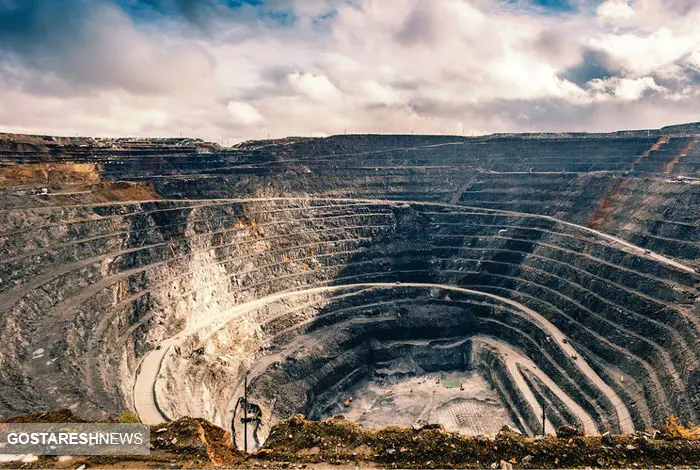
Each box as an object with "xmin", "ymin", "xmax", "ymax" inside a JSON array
[{"xmin": 0, "ymin": 0, "xmax": 698, "ymax": 142}]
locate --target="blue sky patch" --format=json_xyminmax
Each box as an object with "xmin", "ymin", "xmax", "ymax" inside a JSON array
[{"xmin": 531, "ymin": 0, "xmax": 577, "ymax": 12}]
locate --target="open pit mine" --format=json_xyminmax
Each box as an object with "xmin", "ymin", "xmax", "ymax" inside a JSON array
[{"xmin": 0, "ymin": 123, "xmax": 699, "ymax": 454}]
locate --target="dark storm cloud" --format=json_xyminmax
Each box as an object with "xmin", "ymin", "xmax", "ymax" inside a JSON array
[
  {"xmin": 0, "ymin": 0, "xmax": 122, "ymax": 91},
  {"xmin": 560, "ymin": 49, "xmax": 619, "ymax": 87},
  {"xmin": 0, "ymin": 0, "xmax": 215, "ymax": 94},
  {"xmin": 0, "ymin": 0, "xmax": 93, "ymax": 58}
]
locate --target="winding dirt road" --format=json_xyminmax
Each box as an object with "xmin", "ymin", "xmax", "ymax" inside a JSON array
[
  {"xmin": 133, "ymin": 282, "xmax": 634, "ymax": 434},
  {"xmin": 473, "ymin": 336, "xmax": 598, "ymax": 435}
]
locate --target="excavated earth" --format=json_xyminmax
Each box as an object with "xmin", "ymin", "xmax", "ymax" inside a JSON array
[
  {"xmin": 2, "ymin": 410, "xmax": 700, "ymax": 469},
  {"xmin": 0, "ymin": 124, "xmax": 699, "ymax": 466}
]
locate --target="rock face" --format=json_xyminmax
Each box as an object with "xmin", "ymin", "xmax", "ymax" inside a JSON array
[{"xmin": 0, "ymin": 125, "xmax": 698, "ymax": 449}]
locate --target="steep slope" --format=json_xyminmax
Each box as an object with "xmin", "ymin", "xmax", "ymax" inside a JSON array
[{"xmin": 0, "ymin": 124, "xmax": 698, "ymax": 449}]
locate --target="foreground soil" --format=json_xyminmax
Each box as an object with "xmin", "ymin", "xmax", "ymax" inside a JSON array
[{"xmin": 2, "ymin": 411, "xmax": 700, "ymax": 468}]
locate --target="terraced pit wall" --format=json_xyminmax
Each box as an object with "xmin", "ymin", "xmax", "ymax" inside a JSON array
[{"xmin": 0, "ymin": 124, "xmax": 698, "ymax": 448}]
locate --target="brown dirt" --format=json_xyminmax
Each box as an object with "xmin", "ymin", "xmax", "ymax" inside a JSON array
[
  {"xmin": 259, "ymin": 415, "xmax": 700, "ymax": 469},
  {"xmin": 48, "ymin": 181, "xmax": 162, "ymax": 204},
  {"xmin": 585, "ymin": 178, "xmax": 623, "ymax": 231},
  {"xmin": 664, "ymin": 138, "xmax": 697, "ymax": 174},
  {"xmin": 631, "ymin": 135, "xmax": 669, "ymax": 167},
  {"xmin": 3, "ymin": 411, "xmax": 700, "ymax": 469},
  {"xmin": 1, "ymin": 410, "xmax": 244, "ymax": 469},
  {"xmin": 0, "ymin": 163, "xmax": 101, "ymax": 187},
  {"xmin": 3, "ymin": 410, "xmax": 91, "ymax": 424}
]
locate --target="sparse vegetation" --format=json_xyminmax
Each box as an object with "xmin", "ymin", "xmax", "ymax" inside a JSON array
[
  {"xmin": 117, "ymin": 410, "xmax": 140, "ymax": 423},
  {"xmin": 666, "ymin": 415, "xmax": 700, "ymax": 440}
]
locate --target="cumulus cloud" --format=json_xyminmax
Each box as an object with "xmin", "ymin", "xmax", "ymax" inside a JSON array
[
  {"xmin": 596, "ymin": 0, "xmax": 636, "ymax": 22},
  {"xmin": 588, "ymin": 76, "xmax": 665, "ymax": 101},
  {"xmin": 0, "ymin": 0, "xmax": 697, "ymax": 140},
  {"xmin": 287, "ymin": 72, "xmax": 343, "ymax": 103},
  {"xmin": 227, "ymin": 101, "xmax": 264, "ymax": 126}
]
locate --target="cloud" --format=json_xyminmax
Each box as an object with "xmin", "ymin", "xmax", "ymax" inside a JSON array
[
  {"xmin": 0, "ymin": 0, "xmax": 216, "ymax": 95},
  {"xmin": 588, "ymin": 76, "xmax": 664, "ymax": 101},
  {"xmin": 590, "ymin": 28, "xmax": 698, "ymax": 76},
  {"xmin": 394, "ymin": 5, "xmax": 437, "ymax": 47},
  {"xmin": 596, "ymin": 0, "xmax": 636, "ymax": 22},
  {"xmin": 359, "ymin": 81, "xmax": 404, "ymax": 106},
  {"xmin": 0, "ymin": 0, "xmax": 697, "ymax": 141},
  {"xmin": 560, "ymin": 49, "xmax": 618, "ymax": 87},
  {"xmin": 227, "ymin": 101, "xmax": 264, "ymax": 126},
  {"xmin": 287, "ymin": 72, "xmax": 342, "ymax": 102}
]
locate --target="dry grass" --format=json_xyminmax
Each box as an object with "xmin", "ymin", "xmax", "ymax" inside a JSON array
[
  {"xmin": 666, "ymin": 415, "xmax": 700, "ymax": 440},
  {"xmin": 116, "ymin": 411, "xmax": 140, "ymax": 423}
]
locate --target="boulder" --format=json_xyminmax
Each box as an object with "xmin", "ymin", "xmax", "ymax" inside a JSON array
[{"xmin": 556, "ymin": 425, "xmax": 584, "ymax": 439}]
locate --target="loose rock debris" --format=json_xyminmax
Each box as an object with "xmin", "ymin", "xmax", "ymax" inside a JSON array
[{"xmin": 3, "ymin": 410, "xmax": 700, "ymax": 468}]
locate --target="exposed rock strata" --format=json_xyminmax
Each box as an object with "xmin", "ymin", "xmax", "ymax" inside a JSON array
[{"xmin": 0, "ymin": 125, "xmax": 698, "ymax": 449}]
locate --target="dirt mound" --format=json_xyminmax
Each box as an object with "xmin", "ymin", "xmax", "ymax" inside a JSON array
[
  {"xmin": 2, "ymin": 412, "xmax": 700, "ymax": 468},
  {"xmin": 258, "ymin": 415, "xmax": 700, "ymax": 468},
  {"xmin": 0, "ymin": 413, "xmax": 243, "ymax": 469},
  {"xmin": 146, "ymin": 417, "xmax": 243, "ymax": 466},
  {"xmin": 2, "ymin": 409, "xmax": 91, "ymax": 424}
]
